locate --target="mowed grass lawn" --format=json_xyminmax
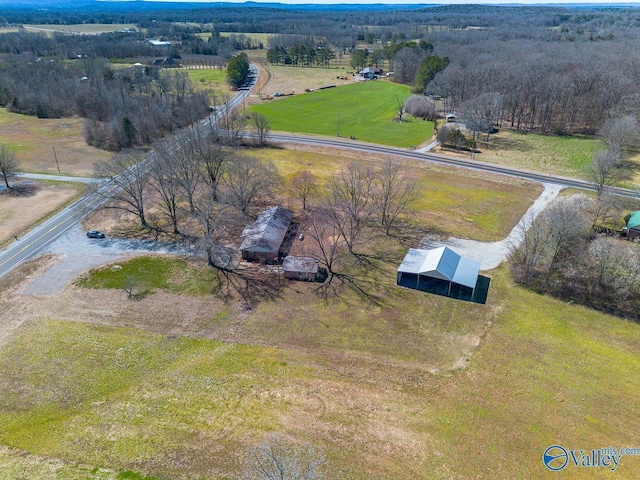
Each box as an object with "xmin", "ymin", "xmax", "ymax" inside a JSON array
[
  {"xmin": 184, "ymin": 68, "xmax": 229, "ymax": 100},
  {"xmin": 249, "ymin": 81, "xmax": 434, "ymax": 147},
  {"xmin": 473, "ymin": 130, "xmax": 602, "ymax": 178},
  {"xmin": 2, "ymin": 267, "xmax": 640, "ymax": 479}
]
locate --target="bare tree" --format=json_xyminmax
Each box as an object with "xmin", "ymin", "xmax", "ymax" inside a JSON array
[
  {"xmin": 544, "ymin": 194, "xmax": 592, "ymax": 270},
  {"xmin": 95, "ymin": 153, "xmax": 151, "ymax": 228},
  {"xmin": 403, "ymin": 95, "xmax": 436, "ymax": 121},
  {"xmin": 587, "ymin": 148, "xmax": 632, "ymax": 195},
  {"xmin": 326, "ymin": 162, "xmax": 375, "ymax": 254},
  {"xmin": 373, "ymin": 160, "xmax": 420, "ymax": 235},
  {"xmin": 460, "ymin": 92, "xmax": 503, "ymax": 145},
  {"xmin": 161, "ymin": 132, "xmax": 202, "ymax": 214},
  {"xmin": 290, "ymin": 170, "xmax": 318, "ymax": 210},
  {"xmin": 244, "ymin": 433, "xmax": 325, "ymax": 480},
  {"xmin": 223, "ymin": 155, "xmax": 281, "ymax": 213},
  {"xmin": 251, "ymin": 112, "xmax": 271, "ymax": 146},
  {"xmin": 0, "ymin": 144, "xmax": 19, "ymax": 189},
  {"xmin": 150, "ymin": 151, "xmax": 183, "ymax": 235},
  {"xmin": 192, "ymin": 129, "xmax": 229, "ymax": 202},
  {"xmin": 395, "ymin": 95, "xmax": 404, "ymax": 122},
  {"xmin": 598, "ymin": 115, "xmax": 639, "ymax": 154}
]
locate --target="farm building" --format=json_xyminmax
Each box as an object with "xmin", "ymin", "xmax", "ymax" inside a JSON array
[
  {"xmin": 240, "ymin": 206, "xmax": 293, "ymax": 263},
  {"xmin": 396, "ymin": 247, "xmax": 490, "ymax": 304},
  {"xmin": 626, "ymin": 210, "xmax": 640, "ymax": 240},
  {"xmin": 282, "ymin": 256, "xmax": 319, "ymax": 281},
  {"xmin": 359, "ymin": 67, "xmax": 382, "ymax": 79},
  {"xmin": 152, "ymin": 57, "xmax": 177, "ymax": 68}
]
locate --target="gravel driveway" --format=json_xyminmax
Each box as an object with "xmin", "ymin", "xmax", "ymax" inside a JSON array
[
  {"xmin": 21, "ymin": 225, "xmax": 190, "ymax": 296},
  {"xmin": 422, "ymin": 183, "xmax": 563, "ymax": 270}
]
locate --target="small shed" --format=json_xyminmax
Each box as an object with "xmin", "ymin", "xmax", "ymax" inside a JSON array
[
  {"xmin": 240, "ymin": 206, "xmax": 293, "ymax": 263},
  {"xmin": 397, "ymin": 247, "xmax": 489, "ymax": 304},
  {"xmin": 360, "ymin": 67, "xmax": 376, "ymax": 79},
  {"xmin": 626, "ymin": 210, "xmax": 640, "ymax": 240},
  {"xmin": 446, "ymin": 113, "xmax": 457, "ymax": 123},
  {"xmin": 282, "ymin": 256, "xmax": 319, "ymax": 281}
]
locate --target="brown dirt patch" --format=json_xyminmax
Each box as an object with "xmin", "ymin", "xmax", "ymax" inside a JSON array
[
  {"xmin": 0, "ymin": 108, "xmax": 111, "ymax": 176},
  {"xmin": 0, "ymin": 183, "xmax": 84, "ymax": 245}
]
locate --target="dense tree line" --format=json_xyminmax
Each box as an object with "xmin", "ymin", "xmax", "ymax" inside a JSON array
[
  {"xmin": 266, "ymin": 45, "xmax": 335, "ymax": 67},
  {"xmin": 511, "ymin": 194, "xmax": 640, "ymax": 321},
  {"xmin": 0, "ymin": 57, "xmax": 208, "ymax": 150}
]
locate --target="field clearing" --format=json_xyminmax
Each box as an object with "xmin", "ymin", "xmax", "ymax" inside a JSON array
[
  {"xmin": 23, "ymin": 24, "xmax": 137, "ymax": 35},
  {"xmin": 0, "ymin": 108, "xmax": 111, "ymax": 176},
  {"xmin": 251, "ymin": 63, "xmax": 356, "ymax": 98},
  {"xmin": 0, "ymin": 28, "xmax": 20, "ymax": 34},
  {"xmin": 1, "ymin": 263, "xmax": 639, "ymax": 479},
  {"xmin": 453, "ymin": 129, "xmax": 602, "ymax": 179},
  {"xmin": 248, "ymin": 147, "xmax": 541, "ymax": 241},
  {"xmin": 183, "ymin": 68, "xmax": 229, "ymax": 100},
  {"xmin": 0, "ymin": 182, "xmax": 85, "ymax": 246},
  {"xmin": 250, "ymin": 82, "xmax": 434, "ymax": 148}
]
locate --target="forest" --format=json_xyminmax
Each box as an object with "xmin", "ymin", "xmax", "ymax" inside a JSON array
[{"xmin": 1, "ymin": 3, "xmax": 640, "ymax": 139}]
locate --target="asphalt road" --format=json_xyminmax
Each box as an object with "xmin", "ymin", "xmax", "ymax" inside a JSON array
[
  {"xmin": 0, "ymin": 64, "xmax": 258, "ymax": 280},
  {"xmin": 268, "ymin": 133, "xmax": 640, "ymax": 199},
  {"xmin": 1, "ymin": 63, "xmax": 637, "ymax": 280}
]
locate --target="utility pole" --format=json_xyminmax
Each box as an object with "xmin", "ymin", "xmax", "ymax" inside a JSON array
[
  {"xmin": 337, "ymin": 113, "xmax": 341, "ymax": 137},
  {"xmin": 52, "ymin": 146, "xmax": 60, "ymax": 173}
]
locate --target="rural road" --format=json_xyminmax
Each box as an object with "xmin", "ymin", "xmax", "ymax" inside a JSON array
[
  {"xmin": 269, "ymin": 133, "xmax": 640, "ymax": 199},
  {"xmin": 0, "ymin": 64, "xmax": 258, "ymax": 280},
  {"xmin": 16, "ymin": 173, "xmax": 103, "ymax": 184},
  {"xmin": 1, "ymin": 63, "xmax": 637, "ymax": 280}
]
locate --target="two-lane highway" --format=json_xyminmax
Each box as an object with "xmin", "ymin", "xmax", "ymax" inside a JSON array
[
  {"xmin": 0, "ymin": 63, "xmax": 259, "ymax": 280},
  {"xmin": 268, "ymin": 133, "xmax": 640, "ymax": 200}
]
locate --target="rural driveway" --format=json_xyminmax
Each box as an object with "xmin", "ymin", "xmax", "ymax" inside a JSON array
[
  {"xmin": 423, "ymin": 183, "xmax": 563, "ymax": 270},
  {"xmin": 21, "ymin": 225, "xmax": 189, "ymax": 296}
]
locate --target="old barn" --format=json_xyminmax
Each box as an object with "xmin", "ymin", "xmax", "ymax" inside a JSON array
[{"xmin": 240, "ymin": 206, "xmax": 293, "ymax": 263}]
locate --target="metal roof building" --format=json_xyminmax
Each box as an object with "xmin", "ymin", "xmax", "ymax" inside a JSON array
[
  {"xmin": 397, "ymin": 247, "xmax": 486, "ymax": 302},
  {"xmin": 240, "ymin": 206, "xmax": 293, "ymax": 262},
  {"xmin": 282, "ymin": 256, "xmax": 319, "ymax": 281}
]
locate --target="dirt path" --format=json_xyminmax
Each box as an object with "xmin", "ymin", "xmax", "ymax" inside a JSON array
[{"xmin": 422, "ymin": 183, "xmax": 563, "ymax": 270}]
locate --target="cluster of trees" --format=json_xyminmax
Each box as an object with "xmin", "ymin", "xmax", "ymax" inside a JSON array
[
  {"xmin": 289, "ymin": 160, "xmax": 421, "ymax": 300},
  {"xmin": 349, "ymin": 40, "xmax": 449, "ymax": 94},
  {"xmin": 266, "ymin": 45, "xmax": 335, "ymax": 68},
  {"xmin": 511, "ymin": 194, "xmax": 640, "ymax": 321},
  {"xmin": 0, "ymin": 57, "xmax": 209, "ymax": 151},
  {"xmin": 226, "ymin": 52, "xmax": 249, "ymax": 89}
]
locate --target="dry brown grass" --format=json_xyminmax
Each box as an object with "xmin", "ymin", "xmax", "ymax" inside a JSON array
[
  {"xmin": 0, "ymin": 183, "xmax": 85, "ymax": 246},
  {"xmin": 0, "ymin": 108, "xmax": 111, "ymax": 176}
]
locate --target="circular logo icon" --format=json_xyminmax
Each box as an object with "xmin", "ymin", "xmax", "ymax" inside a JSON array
[{"xmin": 543, "ymin": 445, "xmax": 569, "ymax": 471}]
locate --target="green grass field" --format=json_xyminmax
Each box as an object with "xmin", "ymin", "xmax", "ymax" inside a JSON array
[
  {"xmin": 249, "ymin": 82, "xmax": 434, "ymax": 148},
  {"xmin": 473, "ymin": 130, "xmax": 602, "ymax": 178},
  {"xmin": 2, "ymin": 266, "xmax": 640, "ymax": 479},
  {"xmin": 75, "ymin": 256, "xmax": 219, "ymax": 296},
  {"xmin": 182, "ymin": 68, "xmax": 229, "ymax": 100}
]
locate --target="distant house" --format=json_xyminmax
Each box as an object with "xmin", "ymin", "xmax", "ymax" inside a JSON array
[
  {"xmin": 282, "ymin": 256, "xmax": 319, "ymax": 281},
  {"xmin": 240, "ymin": 206, "xmax": 293, "ymax": 263},
  {"xmin": 446, "ymin": 113, "xmax": 457, "ymax": 123},
  {"xmin": 152, "ymin": 57, "xmax": 177, "ymax": 68},
  {"xmin": 147, "ymin": 39, "xmax": 172, "ymax": 47},
  {"xmin": 359, "ymin": 67, "xmax": 381, "ymax": 79},
  {"xmin": 625, "ymin": 210, "xmax": 640, "ymax": 240},
  {"xmin": 396, "ymin": 247, "xmax": 490, "ymax": 304}
]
